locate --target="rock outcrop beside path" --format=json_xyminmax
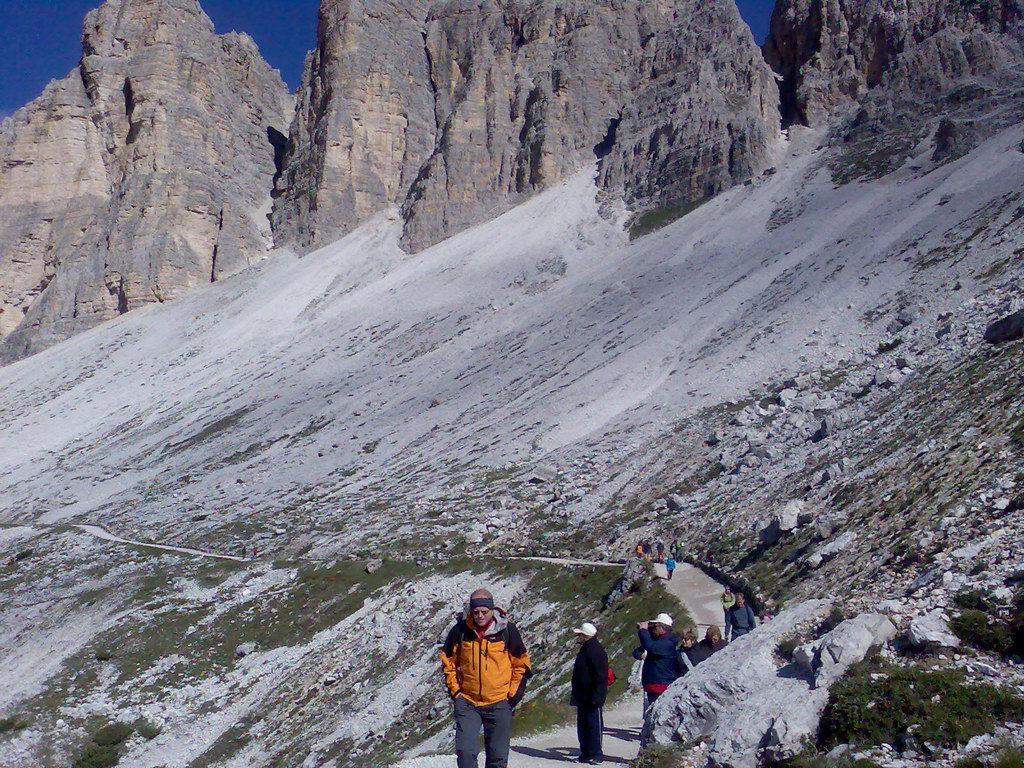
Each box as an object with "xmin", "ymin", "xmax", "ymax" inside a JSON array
[{"xmin": 649, "ymin": 602, "xmax": 898, "ymax": 767}]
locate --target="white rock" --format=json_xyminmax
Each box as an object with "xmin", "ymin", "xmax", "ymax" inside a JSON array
[{"xmin": 906, "ymin": 610, "xmax": 961, "ymax": 648}]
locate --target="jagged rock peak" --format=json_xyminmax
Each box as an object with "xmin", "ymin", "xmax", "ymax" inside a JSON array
[
  {"xmin": 763, "ymin": 0, "xmax": 1024, "ymax": 126},
  {"xmin": 0, "ymin": 0, "xmax": 292, "ymax": 362},
  {"xmin": 272, "ymin": 0, "xmax": 779, "ymax": 254}
]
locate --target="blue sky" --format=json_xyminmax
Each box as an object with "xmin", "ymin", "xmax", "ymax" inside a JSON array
[{"xmin": 0, "ymin": 0, "xmax": 776, "ymax": 120}]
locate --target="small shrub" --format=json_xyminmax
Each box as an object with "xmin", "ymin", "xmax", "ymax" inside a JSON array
[
  {"xmin": 72, "ymin": 742, "xmax": 121, "ymax": 768},
  {"xmin": 134, "ymin": 718, "xmax": 161, "ymax": 740},
  {"xmin": 0, "ymin": 716, "xmax": 27, "ymax": 732},
  {"xmin": 778, "ymin": 636, "xmax": 801, "ymax": 662},
  {"xmin": 819, "ymin": 657, "xmax": 1024, "ymax": 749},
  {"xmin": 954, "ymin": 589, "xmax": 992, "ymax": 612},
  {"xmin": 818, "ymin": 606, "xmax": 846, "ymax": 635},
  {"xmin": 995, "ymin": 746, "xmax": 1024, "ymax": 768},
  {"xmin": 94, "ymin": 648, "xmax": 114, "ymax": 662},
  {"xmin": 632, "ymin": 743, "xmax": 687, "ymax": 768},
  {"xmin": 71, "ymin": 721, "xmax": 134, "ymax": 768},
  {"xmin": 93, "ymin": 722, "xmax": 133, "ymax": 747},
  {"xmin": 950, "ymin": 609, "xmax": 1013, "ymax": 654}
]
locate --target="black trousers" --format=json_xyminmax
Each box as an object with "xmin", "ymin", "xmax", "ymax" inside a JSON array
[{"xmin": 576, "ymin": 704, "xmax": 604, "ymax": 760}]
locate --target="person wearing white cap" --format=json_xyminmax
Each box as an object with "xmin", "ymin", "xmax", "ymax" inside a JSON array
[
  {"xmin": 632, "ymin": 613, "xmax": 682, "ymax": 746},
  {"xmin": 570, "ymin": 622, "xmax": 609, "ymax": 764}
]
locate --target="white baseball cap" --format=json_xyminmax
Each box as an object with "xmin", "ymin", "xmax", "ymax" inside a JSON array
[
  {"xmin": 573, "ymin": 622, "xmax": 598, "ymax": 637},
  {"xmin": 650, "ymin": 613, "xmax": 673, "ymax": 627}
]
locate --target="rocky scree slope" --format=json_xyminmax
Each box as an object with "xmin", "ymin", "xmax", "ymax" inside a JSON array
[
  {"xmin": 0, "ymin": 0, "xmax": 292, "ymax": 361},
  {"xmin": 271, "ymin": 0, "xmax": 779, "ymax": 253}
]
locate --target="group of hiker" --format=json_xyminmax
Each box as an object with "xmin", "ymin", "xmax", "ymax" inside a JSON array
[
  {"xmin": 635, "ymin": 538, "xmax": 683, "ymax": 579},
  {"xmin": 440, "ymin": 586, "xmax": 758, "ymax": 767}
]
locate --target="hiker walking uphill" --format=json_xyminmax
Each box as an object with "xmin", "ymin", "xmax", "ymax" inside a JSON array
[
  {"xmin": 633, "ymin": 613, "xmax": 681, "ymax": 745},
  {"xmin": 570, "ymin": 622, "xmax": 609, "ymax": 765},
  {"xmin": 724, "ymin": 592, "xmax": 757, "ymax": 641},
  {"xmin": 441, "ymin": 589, "xmax": 532, "ymax": 768}
]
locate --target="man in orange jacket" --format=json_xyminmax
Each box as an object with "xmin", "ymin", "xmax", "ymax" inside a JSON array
[{"xmin": 441, "ymin": 588, "xmax": 532, "ymax": 768}]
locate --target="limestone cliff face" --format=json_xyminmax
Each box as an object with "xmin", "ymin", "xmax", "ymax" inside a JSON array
[
  {"xmin": 763, "ymin": 0, "xmax": 1024, "ymax": 126},
  {"xmin": 273, "ymin": 0, "xmax": 779, "ymax": 253},
  {"xmin": 270, "ymin": 0, "xmax": 437, "ymax": 251},
  {"xmin": 0, "ymin": 0, "xmax": 291, "ymax": 361}
]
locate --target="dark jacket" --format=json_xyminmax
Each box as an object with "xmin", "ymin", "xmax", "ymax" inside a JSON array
[
  {"xmin": 632, "ymin": 628, "xmax": 682, "ymax": 686},
  {"xmin": 570, "ymin": 637, "xmax": 609, "ymax": 709},
  {"xmin": 679, "ymin": 642, "xmax": 713, "ymax": 671},
  {"xmin": 725, "ymin": 604, "xmax": 758, "ymax": 637}
]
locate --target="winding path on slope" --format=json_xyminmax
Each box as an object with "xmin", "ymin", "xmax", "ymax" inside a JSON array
[
  {"xmin": 8, "ymin": 521, "xmax": 725, "ymax": 766},
  {"xmin": 397, "ymin": 561, "xmax": 725, "ymax": 768}
]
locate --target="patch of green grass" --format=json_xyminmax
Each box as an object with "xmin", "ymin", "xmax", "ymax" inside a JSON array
[
  {"xmin": 511, "ymin": 698, "xmax": 576, "ymax": 737},
  {"xmin": 186, "ymin": 722, "xmax": 251, "ymax": 768},
  {"xmin": 819, "ymin": 654, "xmax": 1024, "ymax": 749},
  {"xmin": 780, "ymin": 752, "xmax": 881, "ymax": 768},
  {"xmin": 632, "ymin": 744, "xmax": 688, "ymax": 767},
  {"xmin": 628, "ymin": 197, "xmax": 710, "ymax": 240}
]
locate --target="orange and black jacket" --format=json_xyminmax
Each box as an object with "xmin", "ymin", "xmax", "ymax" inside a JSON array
[{"xmin": 441, "ymin": 608, "xmax": 532, "ymax": 707}]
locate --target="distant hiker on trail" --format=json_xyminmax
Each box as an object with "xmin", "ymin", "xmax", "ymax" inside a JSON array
[
  {"xmin": 633, "ymin": 613, "xmax": 681, "ymax": 745},
  {"xmin": 441, "ymin": 588, "xmax": 532, "ymax": 768},
  {"xmin": 724, "ymin": 592, "xmax": 758, "ymax": 641},
  {"xmin": 635, "ymin": 541, "xmax": 644, "ymax": 559},
  {"xmin": 670, "ymin": 539, "xmax": 681, "ymax": 560},
  {"xmin": 664, "ymin": 556, "xmax": 676, "ymax": 580},
  {"xmin": 570, "ymin": 622, "xmax": 608, "ymax": 765},
  {"xmin": 721, "ymin": 587, "xmax": 735, "ymax": 611},
  {"xmin": 702, "ymin": 625, "xmax": 727, "ymax": 654},
  {"xmin": 642, "ymin": 540, "xmax": 653, "ymax": 560},
  {"xmin": 656, "ymin": 540, "xmax": 665, "ymax": 562},
  {"xmin": 240, "ymin": 543, "xmax": 248, "ymax": 560},
  {"xmin": 252, "ymin": 544, "xmax": 258, "ymax": 559}
]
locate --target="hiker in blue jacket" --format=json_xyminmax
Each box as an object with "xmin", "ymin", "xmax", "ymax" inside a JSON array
[
  {"xmin": 724, "ymin": 592, "xmax": 757, "ymax": 641},
  {"xmin": 633, "ymin": 613, "xmax": 682, "ymax": 745}
]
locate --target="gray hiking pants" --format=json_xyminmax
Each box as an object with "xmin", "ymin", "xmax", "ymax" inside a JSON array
[{"xmin": 454, "ymin": 696, "xmax": 512, "ymax": 768}]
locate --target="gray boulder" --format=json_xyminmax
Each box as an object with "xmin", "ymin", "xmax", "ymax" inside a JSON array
[
  {"xmin": 794, "ymin": 613, "xmax": 897, "ymax": 687},
  {"xmin": 906, "ymin": 610, "xmax": 961, "ymax": 648},
  {"xmin": 984, "ymin": 311, "xmax": 1024, "ymax": 344},
  {"xmin": 758, "ymin": 500, "xmax": 803, "ymax": 546},
  {"xmin": 666, "ymin": 494, "xmax": 687, "ymax": 512},
  {"xmin": 604, "ymin": 557, "xmax": 651, "ymax": 609},
  {"xmin": 235, "ymin": 642, "xmax": 258, "ymax": 658}
]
